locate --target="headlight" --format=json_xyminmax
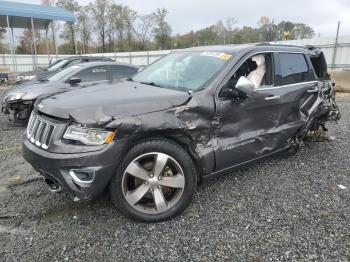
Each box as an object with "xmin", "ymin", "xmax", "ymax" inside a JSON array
[
  {"xmin": 4, "ymin": 92, "xmax": 26, "ymax": 102},
  {"xmin": 63, "ymin": 125, "xmax": 115, "ymax": 145}
]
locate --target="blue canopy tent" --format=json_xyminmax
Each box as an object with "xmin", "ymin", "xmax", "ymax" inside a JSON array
[{"xmin": 0, "ymin": 0, "xmax": 76, "ymax": 72}]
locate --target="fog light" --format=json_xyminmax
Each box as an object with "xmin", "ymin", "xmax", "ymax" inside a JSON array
[{"xmin": 69, "ymin": 169, "xmax": 95, "ymax": 188}]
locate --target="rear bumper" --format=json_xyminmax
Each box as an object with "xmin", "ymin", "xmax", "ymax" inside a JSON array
[{"xmin": 22, "ymin": 138, "xmax": 127, "ymax": 201}]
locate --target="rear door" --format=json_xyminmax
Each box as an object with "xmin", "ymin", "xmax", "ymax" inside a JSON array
[{"xmin": 274, "ymin": 53, "xmax": 319, "ymax": 130}]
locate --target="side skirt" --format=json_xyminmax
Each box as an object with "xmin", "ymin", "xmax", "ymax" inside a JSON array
[{"xmin": 201, "ymin": 145, "xmax": 291, "ymax": 182}]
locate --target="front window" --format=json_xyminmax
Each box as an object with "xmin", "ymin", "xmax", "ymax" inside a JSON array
[
  {"xmin": 220, "ymin": 53, "xmax": 273, "ymax": 97},
  {"xmin": 46, "ymin": 59, "xmax": 68, "ymax": 72},
  {"xmin": 46, "ymin": 65, "xmax": 83, "ymax": 82},
  {"xmin": 132, "ymin": 51, "xmax": 232, "ymax": 92}
]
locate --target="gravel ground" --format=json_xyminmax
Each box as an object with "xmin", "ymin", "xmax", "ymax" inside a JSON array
[{"xmin": 0, "ymin": 86, "xmax": 349, "ymax": 261}]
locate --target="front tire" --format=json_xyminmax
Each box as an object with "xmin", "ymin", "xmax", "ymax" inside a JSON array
[{"xmin": 110, "ymin": 139, "xmax": 197, "ymax": 222}]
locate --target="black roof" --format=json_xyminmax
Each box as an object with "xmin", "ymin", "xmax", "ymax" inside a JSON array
[
  {"xmin": 183, "ymin": 42, "xmax": 316, "ymax": 55},
  {"xmin": 72, "ymin": 61, "xmax": 141, "ymax": 69},
  {"xmin": 63, "ymin": 56, "xmax": 113, "ymax": 61}
]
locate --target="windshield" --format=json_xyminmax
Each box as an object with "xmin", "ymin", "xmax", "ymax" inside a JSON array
[
  {"xmin": 46, "ymin": 59, "xmax": 68, "ymax": 72},
  {"xmin": 132, "ymin": 51, "xmax": 232, "ymax": 92},
  {"xmin": 46, "ymin": 65, "xmax": 83, "ymax": 82}
]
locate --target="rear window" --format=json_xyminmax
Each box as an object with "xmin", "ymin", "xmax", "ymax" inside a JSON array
[
  {"xmin": 276, "ymin": 53, "xmax": 309, "ymax": 85},
  {"xmin": 310, "ymin": 55, "xmax": 328, "ymax": 80}
]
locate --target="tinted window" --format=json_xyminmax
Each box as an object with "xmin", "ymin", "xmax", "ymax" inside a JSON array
[
  {"xmin": 112, "ymin": 66, "xmax": 138, "ymax": 79},
  {"xmin": 74, "ymin": 66, "xmax": 108, "ymax": 82},
  {"xmin": 277, "ymin": 53, "xmax": 309, "ymax": 85},
  {"xmin": 46, "ymin": 59, "xmax": 68, "ymax": 72},
  {"xmin": 310, "ymin": 55, "xmax": 327, "ymax": 80},
  {"xmin": 47, "ymin": 65, "xmax": 83, "ymax": 82},
  {"xmin": 65, "ymin": 59, "xmax": 82, "ymax": 68}
]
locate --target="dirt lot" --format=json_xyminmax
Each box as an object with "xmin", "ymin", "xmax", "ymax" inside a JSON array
[{"xmin": 0, "ymin": 86, "xmax": 349, "ymax": 261}]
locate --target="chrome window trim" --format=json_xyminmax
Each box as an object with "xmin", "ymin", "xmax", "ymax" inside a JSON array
[{"xmin": 256, "ymin": 81, "xmax": 318, "ymax": 91}]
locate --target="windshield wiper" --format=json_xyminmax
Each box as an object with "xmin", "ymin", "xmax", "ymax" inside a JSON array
[
  {"xmin": 139, "ymin": 81, "xmax": 163, "ymax": 88},
  {"xmin": 126, "ymin": 77, "xmax": 134, "ymax": 82},
  {"xmin": 39, "ymin": 78, "xmax": 49, "ymax": 82}
]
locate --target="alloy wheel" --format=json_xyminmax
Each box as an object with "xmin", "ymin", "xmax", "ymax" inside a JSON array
[{"xmin": 122, "ymin": 152, "xmax": 185, "ymax": 214}]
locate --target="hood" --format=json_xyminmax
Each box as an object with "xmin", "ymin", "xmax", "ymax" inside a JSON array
[
  {"xmin": 18, "ymin": 70, "xmax": 54, "ymax": 82},
  {"xmin": 37, "ymin": 81, "xmax": 190, "ymax": 125},
  {"xmin": 19, "ymin": 69, "xmax": 44, "ymax": 76},
  {"xmin": 2, "ymin": 81, "xmax": 67, "ymax": 102}
]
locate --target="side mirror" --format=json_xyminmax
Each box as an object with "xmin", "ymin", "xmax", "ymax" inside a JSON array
[
  {"xmin": 68, "ymin": 77, "xmax": 82, "ymax": 85},
  {"xmin": 235, "ymin": 76, "xmax": 255, "ymax": 97}
]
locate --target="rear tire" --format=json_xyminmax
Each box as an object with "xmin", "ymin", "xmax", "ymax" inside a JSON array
[{"xmin": 110, "ymin": 139, "xmax": 197, "ymax": 222}]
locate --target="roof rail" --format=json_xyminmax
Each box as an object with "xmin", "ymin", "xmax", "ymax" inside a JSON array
[
  {"xmin": 255, "ymin": 42, "xmax": 271, "ymax": 46},
  {"xmin": 254, "ymin": 42, "xmax": 308, "ymax": 49}
]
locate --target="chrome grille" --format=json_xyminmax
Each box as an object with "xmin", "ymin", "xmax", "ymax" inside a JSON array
[{"xmin": 26, "ymin": 112, "xmax": 55, "ymax": 150}]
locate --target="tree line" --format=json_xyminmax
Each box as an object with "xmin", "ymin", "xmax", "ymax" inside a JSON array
[{"xmin": 0, "ymin": 0, "xmax": 315, "ymax": 55}]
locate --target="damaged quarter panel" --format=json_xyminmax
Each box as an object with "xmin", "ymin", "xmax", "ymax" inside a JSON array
[
  {"xmin": 106, "ymin": 90, "xmax": 216, "ymax": 174},
  {"xmin": 211, "ymin": 47, "xmax": 333, "ymax": 171}
]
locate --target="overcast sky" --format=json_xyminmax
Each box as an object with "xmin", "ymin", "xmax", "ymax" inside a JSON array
[{"xmin": 17, "ymin": 0, "xmax": 350, "ymax": 37}]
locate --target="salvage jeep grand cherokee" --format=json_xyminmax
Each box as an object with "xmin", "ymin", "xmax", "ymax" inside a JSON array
[{"xmin": 23, "ymin": 44, "xmax": 340, "ymax": 222}]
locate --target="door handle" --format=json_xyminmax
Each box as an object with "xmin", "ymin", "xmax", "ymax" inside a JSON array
[
  {"xmin": 265, "ymin": 95, "xmax": 280, "ymax": 101},
  {"xmin": 307, "ymin": 86, "xmax": 319, "ymax": 93}
]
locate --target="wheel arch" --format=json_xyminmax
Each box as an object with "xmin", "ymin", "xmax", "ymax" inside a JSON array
[{"xmin": 124, "ymin": 131, "xmax": 204, "ymax": 184}]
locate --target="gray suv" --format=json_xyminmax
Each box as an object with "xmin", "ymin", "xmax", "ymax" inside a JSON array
[{"xmin": 22, "ymin": 44, "xmax": 340, "ymax": 222}]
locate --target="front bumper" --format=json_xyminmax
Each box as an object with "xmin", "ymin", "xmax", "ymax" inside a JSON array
[
  {"xmin": 22, "ymin": 138, "xmax": 127, "ymax": 201},
  {"xmin": 1, "ymin": 100, "xmax": 32, "ymax": 121}
]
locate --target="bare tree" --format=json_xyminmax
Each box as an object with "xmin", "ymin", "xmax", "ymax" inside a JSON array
[
  {"xmin": 109, "ymin": 4, "xmax": 125, "ymax": 51},
  {"xmin": 77, "ymin": 5, "xmax": 92, "ymax": 53},
  {"xmin": 153, "ymin": 8, "xmax": 172, "ymax": 50},
  {"xmin": 123, "ymin": 7, "xmax": 137, "ymax": 51},
  {"xmin": 106, "ymin": 7, "xmax": 115, "ymax": 51},
  {"xmin": 56, "ymin": 0, "xmax": 79, "ymax": 54},
  {"xmin": 216, "ymin": 20, "xmax": 226, "ymax": 44},
  {"xmin": 91, "ymin": 0, "xmax": 111, "ymax": 52},
  {"xmin": 225, "ymin": 17, "xmax": 238, "ymax": 44},
  {"xmin": 136, "ymin": 13, "xmax": 156, "ymax": 50}
]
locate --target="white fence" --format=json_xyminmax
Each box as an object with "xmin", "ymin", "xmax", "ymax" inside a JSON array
[
  {"xmin": 0, "ymin": 50, "xmax": 172, "ymax": 72},
  {"xmin": 1, "ymin": 36, "xmax": 350, "ymax": 72}
]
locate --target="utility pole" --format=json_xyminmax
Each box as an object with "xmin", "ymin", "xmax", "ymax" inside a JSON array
[{"xmin": 331, "ymin": 21, "xmax": 340, "ymax": 70}]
